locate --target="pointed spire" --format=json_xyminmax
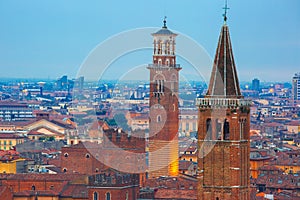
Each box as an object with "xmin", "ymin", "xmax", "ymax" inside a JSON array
[{"xmin": 206, "ymin": 24, "xmax": 241, "ymax": 98}]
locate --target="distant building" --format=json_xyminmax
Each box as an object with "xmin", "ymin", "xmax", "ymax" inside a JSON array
[
  {"xmin": 74, "ymin": 76, "xmax": 84, "ymax": 90},
  {"xmin": 292, "ymin": 72, "xmax": 300, "ymax": 100},
  {"xmin": 0, "ymin": 150, "xmax": 27, "ymax": 173},
  {"xmin": 0, "ymin": 102, "xmax": 35, "ymax": 121},
  {"xmin": 252, "ymin": 78, "xmax": 260, "ymax": 92},
  {"xmin": 0, "ymin": 133, "xmax": 24, "ymax": 150},
  {"xmin": 179, "ymin": 109, "xmax": 198, "ymax": 137}
]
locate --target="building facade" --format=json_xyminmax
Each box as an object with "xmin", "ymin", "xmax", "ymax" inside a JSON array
[
  {"xmin": 251, "ymin": 78, "xmax": 260, "ymax": 92},
  {"xmin": 148, "ymin": 19, "xmax": 181, "ymax": 178},
  {"xmin": 196, "ymin": 18, "xmax": 251, "ymax": 199},
  {"xmin": 292, "ymin": 72, "xmax": 300, "ymax": 100}
]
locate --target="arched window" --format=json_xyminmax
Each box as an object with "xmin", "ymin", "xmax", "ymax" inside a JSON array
[
  {"xmin": 155, "ymin": 80, "xmax": 164, "ymax": 93},
  {"xmin": 158, "ymin": 59, "xmax": 162, "ymax": 65},
  {"xmin": 64, "ymin": 153, "xmax": 68, "ymax": 157},
  {"xmin": 93, "ymin": 192, "xmax": 98, "ymax": 200},
  {"xmin": 166, "ymin": 59, "xmax": 170, "ymax": 66},
  {"xmin": 224, "ymin": 119, "xmax": 230, "ymax": 140},
  {"xmin": 63, "ymin": 168, "xmax": 67, "ymax": 173},
  {"xmin": 206, "ymin": 119, "xmax": 212, "ymax": 139},
  {"xmin": 157, "ymin": 115, "xmax": 161, "ymax": 122},
  {"xmin": 31, "ymin": 185, "xmax": 35, "ymax": 191},
  {"xmin": 86, "ymin": 153, "xmax": 90, "ymax": 158},
  {"xmin": 106, "ymin": 192, "xmax": 111, "ymax": 200}
]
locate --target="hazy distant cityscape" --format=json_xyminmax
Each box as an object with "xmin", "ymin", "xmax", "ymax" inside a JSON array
[{"xmin": 0, "ymin": 0, "xmax": 299, "ymax": 200}]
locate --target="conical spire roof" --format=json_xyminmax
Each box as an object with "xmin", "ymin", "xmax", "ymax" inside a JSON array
[{"xmin": 206, "ymin": 24, "xmax": 242, "ymax": 98}]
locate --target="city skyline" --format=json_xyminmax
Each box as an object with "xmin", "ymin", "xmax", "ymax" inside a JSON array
[{"xmin": 0, "ymin": 0, "xmax": 299, "ymax": 82}]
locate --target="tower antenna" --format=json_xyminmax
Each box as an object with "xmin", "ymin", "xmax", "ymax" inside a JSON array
[{"xmin": 223, "ymin": 0, "xmax": 230, "ymax": 23}]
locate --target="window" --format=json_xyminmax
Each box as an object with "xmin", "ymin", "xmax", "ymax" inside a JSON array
[
  {"xmin": 93, "ymin": 192, "xmax": 98, "ymax": 200},
  {"xmin": 192, "ymin": 122, "xmax": 196, "ymax": 131},
  {"xmin": 224, "ymin": 119, "xmax": 230, "ymax": 140},
  {"xmin": 206, "ymin": 119, "xmax": 212, "ymax": 139},
  {"xmin": 157, "ymin": 115, "xmax": 161, "ymax": 122},
  {"xmin": 64, "ymin": 153, "xmax": 69, "ymax": 157},
  {"xmin": 86, "ymin": 154, "xmax": 90, "ymax": 159},
  {"xmin": 31, "ymin": 185, "xmax": 36, "ymax": 191},
  {"xmin": 166, "ymin": 59, "xmax": 170, "ymax": 66},
  {"xmin": 63, "ymin": 168, "xmax": 67, "ymax": 173},
  {"xmin": 106, "ymin": 192, "xmax": 111, "ymax": 200},
  {"xmin": 155, "ymin": 79, "xmax": 164, "ymax": 93},
  {"xmin": 186, "ymin": 122, "xmax": 189, "ymax": 131}
]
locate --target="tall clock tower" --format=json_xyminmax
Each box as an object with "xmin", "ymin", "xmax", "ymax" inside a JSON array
[
  {"xmin": 148, "ymin": 18, "xmax": 181, "ymax": 178},
  {"xmin": 196, "ymin": 10, "xmax": 251, "ymax": 200}
]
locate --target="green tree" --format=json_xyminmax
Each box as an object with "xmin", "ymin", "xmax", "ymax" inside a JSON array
[{"xmin": 113, "ymin": 113, "xmax": 129, "ymax": 131}]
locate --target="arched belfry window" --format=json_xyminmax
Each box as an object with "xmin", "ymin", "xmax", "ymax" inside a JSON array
[
  {"xmin": 216, "ymin": 119, "xmax": 222, "ymax": 140},
  {"xmin": 159, "ymin": 41, "xmax": 163, "ymax": 54},
  {"xmin": 93, "ymin": 192, "xmax": 99, "ymax": 200},
  {"xmin": 106, "ymin": 192, "xmax": 111, "ymax": 200},
  {"xmin": 155, "ymin": 80, "xmax": 164, "ymax": 93},
  {"xmin": 240, "ymin": 118, "xmax": 247, "ymax": 140},
  {"xmin": 167, "ymin": 42, "xmax": 170, "ymax": 54},
  {"xmin": 206, "ymin": 119, "xmax": 212, "ymax": 139},
  {"xmin": 224, "ymin": 119, "xmax": 230, "ymax": 140}
]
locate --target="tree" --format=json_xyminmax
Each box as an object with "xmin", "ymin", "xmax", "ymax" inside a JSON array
[{"xmin": 113, "ymin": 113, "xmax": 129, "ymax": 131}]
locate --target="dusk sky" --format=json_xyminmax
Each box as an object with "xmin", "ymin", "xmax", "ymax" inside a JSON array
[{"xmin": 0, "ymin": 0, "xmax": 299, "ymax": 82}]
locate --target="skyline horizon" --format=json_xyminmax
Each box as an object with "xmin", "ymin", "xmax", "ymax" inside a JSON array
[{"xmin": 0, "ymin": 1, "xmax": 299, "ymax": 82}]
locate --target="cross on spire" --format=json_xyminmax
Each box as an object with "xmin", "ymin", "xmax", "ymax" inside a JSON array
[{"xmin": 223, "ymin": 0, "xmax": 230, "ymax": 23}]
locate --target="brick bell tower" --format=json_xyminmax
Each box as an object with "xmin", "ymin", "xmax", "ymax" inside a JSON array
[
  {"xmin": 196, "ymin": 6, "xmax": 251, "ymax": 200},
  {"xmin": 147, "ymin": 18, "xmax": 181, "ymax": 178}
]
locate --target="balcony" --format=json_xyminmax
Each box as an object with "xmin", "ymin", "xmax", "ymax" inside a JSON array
[
  {"xmin": 147, "ymin": 64, "xmax": 181, "ymax": 69},
  {"xmin": 196, "ymin": 98, "xmax": 252, "ymax": 109}
]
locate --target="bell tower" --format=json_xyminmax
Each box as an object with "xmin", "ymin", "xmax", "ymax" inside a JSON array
[
  {"xmin": 196, "ymin": 5, "xmax": 251, "ymax": 200},
  {"xmin": 148, "ymin": 18, "xmax": 181, "ymax": 178}
]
